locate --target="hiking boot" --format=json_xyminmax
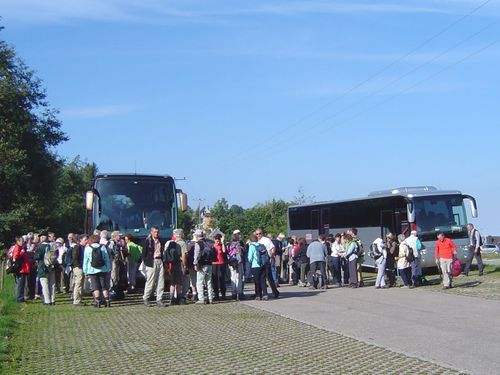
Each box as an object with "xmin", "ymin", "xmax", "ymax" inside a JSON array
[{"xmin": 143, "ymin": 299, "xmax": 151, "ymax": 307}]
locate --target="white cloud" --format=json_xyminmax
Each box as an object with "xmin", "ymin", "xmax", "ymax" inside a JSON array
[{"xmin": 61, "ymin": 104, "xmax": 136, "ymax": 119}]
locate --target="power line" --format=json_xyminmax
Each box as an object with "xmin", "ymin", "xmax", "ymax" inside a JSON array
[
  {"xmin": 223, "ymin": 0, "xmax": 494, "ymax": 167},
  {"xmin": 310, "ymin": 39, "xmax": 499, "ymax": 144},
  {"xmin": 261, "ymin": 17, "xmax": 500, "ymax": 150},
  {"xmin": 248, "ymin": 38, "xmax": 499, "ymax": 164}
]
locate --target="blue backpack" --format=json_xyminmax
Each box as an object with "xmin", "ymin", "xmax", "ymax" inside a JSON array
[{"xmin": 256, "ymin": 244, "xmax": 270, "ymax": 267}]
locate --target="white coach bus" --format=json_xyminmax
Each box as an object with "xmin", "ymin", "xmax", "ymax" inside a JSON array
[{"xmin": 287, "ymin": 186, "xmax": 478, "ymax": 269}]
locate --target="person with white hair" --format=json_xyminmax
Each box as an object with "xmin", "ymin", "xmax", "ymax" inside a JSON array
[
  {"xmin": 405, "ymin": 230, "xmax": 423, "ymax": 286},
  {"xmin": 193, "ymin": 229, "xmax": 215, "ymax": 304}
]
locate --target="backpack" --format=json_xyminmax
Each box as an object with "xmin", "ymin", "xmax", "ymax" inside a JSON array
[
  {"xmin": 370, "ymin": 242, "xmax": 382, "ymax": 259},
  {"xmin": 5, "ymin": 245, "xmax": 22, "ymax": 274},
  {"xmin": 165, "ymin": 241, "xmax": 181, "ymax": 264},
  {"xmin": 405, "ymin": 246, "xmax": 415, "ymax": 263},
  {"xmin": 272, "ymin": 239, "xmax": 283, "ymax": 256},
  {"xmin": 43, "ymin": 244, "xmax": 58, "ymax": 268},
  {"xmin": 63, "ymin": 248, "xmax": 73, "ymax": 267},
  {"xmin": 198, "ymin": 239, "xmax": 216, "ymax": 265},
  {"xmin": 228, "ymin": 241, "xmax": 243, "ymax": 268},
  {"xmin": 91, "ymin": 245, "xmax": 106, "ymax": 268},
  {"xmin": 353, "ymin": 239, "xmax": 364, "ymax": 257},
  {"xmin": 186, "ymin": 243, "xmax": 195, "ymax": 268},
  {"xmin": 256, "ymin": 244, "xmax": 270, "ymax": 267}
]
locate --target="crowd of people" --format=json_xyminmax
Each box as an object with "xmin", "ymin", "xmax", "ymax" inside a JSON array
[{"xmin": 4, "ymin": 223, "xmax": 484, "ymax": 307}]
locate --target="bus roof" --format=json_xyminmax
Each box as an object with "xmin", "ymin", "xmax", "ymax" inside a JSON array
[
  {"xmin": 95, "ymin": 173, "xmax": 173, "ymax": 180},
  {"xmin": 289, "ymin": 186, "xmax": 463, "ymax": 209}
]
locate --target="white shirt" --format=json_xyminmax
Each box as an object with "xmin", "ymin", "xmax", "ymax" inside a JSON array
[
  {"xmin": 405, "ymin": 235, "xmax": 419, "ymax": 258},
  {"xmin": 57, "ymin": 245, "xmax": 68, "ymax": 264},
  {"xmin": 258, "ymin": 236, "xmax": 275, "ymax": 256},
  {"xmin": 331, "ymin": 242, "xmax": 343, "ymax": 257}
]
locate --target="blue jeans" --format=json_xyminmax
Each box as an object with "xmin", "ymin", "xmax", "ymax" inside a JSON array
[
  {"xmin": 411, "ymin": 257, "xmax": 422, "ymax": 286},
  {"xmin": 330, "ymin": 257, "xmax": 341, "ymax": 285},
  {"xmin": 399, "ymin": 267, "xmax": 412, "ymax": 286},
  {"xmin": 270, "ymin": 258, "xmax": 278, "ymax": 284},
  {"xmin": 15, "ymin": 274, "xmax": 26, "ymax": 302}
]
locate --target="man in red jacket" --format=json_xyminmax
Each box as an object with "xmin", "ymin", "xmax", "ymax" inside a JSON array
[
  {"xmin": 435, "ymin": 232, "xmax": 457, "ymax": 289},
  {"xmin": 12, "ymin": 236, "xmax": 31, "ymax": 302}
]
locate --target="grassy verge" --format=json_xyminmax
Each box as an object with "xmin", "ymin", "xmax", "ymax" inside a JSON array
[{"xmin": 0, "ymin": 272, "xmax": 20, "ymax": 373}]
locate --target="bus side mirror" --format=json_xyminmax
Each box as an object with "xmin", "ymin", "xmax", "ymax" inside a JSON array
[
  {"xmin": 177, "ymin": 191, "xmax": 188, "ymax": 212},
  {"xmin": 86, "ymin": 191, "xmax": 94, "ymax": 211},
  {"xmin": 407, "ymin": 202, "xmax": 415, "ymax": 223},
  {"xmin": 462, "ymin": 195, "xmax": 478, "ymax": 218}
]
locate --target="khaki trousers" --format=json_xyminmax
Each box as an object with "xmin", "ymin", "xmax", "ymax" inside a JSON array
[
  {"xmin": 439, "ymin": 258, "xmax": 453, "ymax": 287},
  {"xmin": 72, "ymin": 267, "xmax": 84, "ymax": 304}
]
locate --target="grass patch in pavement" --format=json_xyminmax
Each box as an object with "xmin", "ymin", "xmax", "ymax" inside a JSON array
[{"xmin": 6, "ymin": 294, "xmax": 460, "ymax": 375}]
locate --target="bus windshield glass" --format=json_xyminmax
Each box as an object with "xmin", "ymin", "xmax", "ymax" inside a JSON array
[
  {"xmin": 93, "ymin": 178, "xmax": 175, "ymax": 237},
  {"xmin": 414, "ymin": 195, "xmax": 468, "ymax": 241}
]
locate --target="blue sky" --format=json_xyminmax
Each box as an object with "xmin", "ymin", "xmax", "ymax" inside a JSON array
[{"xmin": 2, "ymin": 0, "xmax": 499, "ymax": 234}]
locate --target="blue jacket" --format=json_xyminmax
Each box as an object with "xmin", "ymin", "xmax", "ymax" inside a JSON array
[
  {"xmin": 247, "ymin": 242, "xmax": 261, "ymax": 268},
  {"xmin": 306, "ymin": 241, "xmax": 328, "ymax": 263},
  {"xmin": 83, "ymin": 244, "xmax": 111, "ymax": 275}
]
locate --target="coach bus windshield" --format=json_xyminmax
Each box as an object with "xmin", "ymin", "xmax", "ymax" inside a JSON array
[
  {"xmin": 413, "ymin": 195, "xmax": 468, "ymax": 241},
  {"xmin": 93, "ymin": 178, "xmax": 175, "ymax": 238}
]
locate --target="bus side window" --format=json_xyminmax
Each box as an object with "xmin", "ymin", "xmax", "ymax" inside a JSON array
[{"xmin": 311, "ymin": 209, "xmax": 320, "ymax": 231}]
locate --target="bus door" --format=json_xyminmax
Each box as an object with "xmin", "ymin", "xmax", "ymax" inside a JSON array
[
  {"xmin": 320, "ymin": 208, "xmax": 330, "ymax": 236},
  {"xmin": 380, "ymin": 210, "xmax": 395, "ymax": 237},
  {"xmin": 395, "ymin": 210, "xmax": 411, "ymax": 236}
]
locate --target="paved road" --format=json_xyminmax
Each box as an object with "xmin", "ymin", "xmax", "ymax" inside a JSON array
[{"xmin": 244, "ymin": 285, "xmax": 500, "ymax": 375}]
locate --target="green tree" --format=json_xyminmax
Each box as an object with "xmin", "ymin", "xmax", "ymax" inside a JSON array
[
  {"xmin": 177, "ymin": 206, "xmax": 195, "ymax": 237},
  {"xmin": 0, "ymin": 26, "xmax": 67, "ymax": 243},
  {"xmin": 50, "ymin": 157, "xmax": 97, "ymax": 234},
  {"xmin": 210, "ymin": 197, "xmax": 291, "ymax": 241}
]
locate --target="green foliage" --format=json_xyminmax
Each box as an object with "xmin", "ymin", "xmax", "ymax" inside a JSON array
[
  {"xmin": 177, "ymin": 206, "xmax": 196, "ymax": 236},
  {"xmin": 211, "ymin": 198, "xmax": 291, "ymax": 240},
  {"xmin": 50, "ymin": 157, "xmax": 97, "ymax": 234}
]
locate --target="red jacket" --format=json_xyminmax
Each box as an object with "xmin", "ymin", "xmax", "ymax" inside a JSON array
[
  {"xmin": 435, "ymin": 238, "xmax": 457, "ymax": 260},
  {"xmin": 212, "ymin": 242, "xmax": 226, "ymax": 265},
  {"xmin": 12, "ymin": 244, "xmax": 31, "ymax": 274}
]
